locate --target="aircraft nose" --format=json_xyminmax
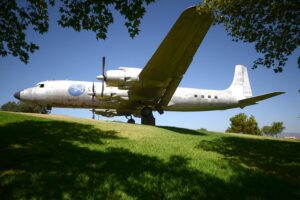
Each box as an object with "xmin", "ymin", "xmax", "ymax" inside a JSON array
[{"xmin": 14, "ymin": 91, "xmax": 21, "ymax": 100}]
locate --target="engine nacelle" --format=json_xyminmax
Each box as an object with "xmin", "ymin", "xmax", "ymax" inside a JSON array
[
  {"xmin": 97, "ymin": 67, "xmax": 141, "ymax": 87},
  {"xmin": 94, "ymin": 87, "xmax": 128, "ymax": 100}
]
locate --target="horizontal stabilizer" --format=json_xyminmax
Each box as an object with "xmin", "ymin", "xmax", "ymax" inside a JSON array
[{"xmin": 239, "ymin": 92, "xmax": 285, "ymax": 106}]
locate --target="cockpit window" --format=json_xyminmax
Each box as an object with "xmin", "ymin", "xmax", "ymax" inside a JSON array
[{"xmin": 39, "ymin": 84, "xmax": 44, "ymax": 88}]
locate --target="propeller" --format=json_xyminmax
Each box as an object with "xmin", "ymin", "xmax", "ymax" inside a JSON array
[{"xmin": 101, "ymin": 56, "xmax": 106, "ymax": 97}]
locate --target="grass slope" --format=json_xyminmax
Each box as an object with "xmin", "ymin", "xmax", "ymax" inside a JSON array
[{"xmin": 0, "ymin": 111, "xmax": 299, "ymax": 200}]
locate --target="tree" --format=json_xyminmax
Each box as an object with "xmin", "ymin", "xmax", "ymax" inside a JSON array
[
  {"xmin": 262, "ymin": 122, "xmax": 285, "ymax": 137},
  {"xmin": 226, "ymin": 113, "xmax": 261, "ymax": 135},
  {"xmin": 0, "ymin": 101, "xmax": 19, "ymax": 112},
  {"xmin": 0, "ymin": 0, "xmax": 155, "ymax": 63},
  {"xmin": 200, "ymin": 0, "xmax": 300, "ymax": 72},
  {"xmin": 261, "ymin": 126, "xmax": 272, "ymax": 136},
  {"xmin": 1, "ymin": 101, "xmax": 49, "ymax": 114},
  {"xmin": 244, "ymin": 115, "xmax": 261, "ymax": 135},
  {"xmin": 226, "ymin": 113, "xmax": 247, "ymax": 133}
]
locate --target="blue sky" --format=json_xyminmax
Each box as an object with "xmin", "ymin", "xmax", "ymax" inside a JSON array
[{"xmin": 1, "ymin": 0, "xmax": 299, "ymax": 132}]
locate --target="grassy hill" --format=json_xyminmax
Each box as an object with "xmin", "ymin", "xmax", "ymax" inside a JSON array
[{"xmin": 0, "ymin": 111, "xmax": 299, "ymax": 200}]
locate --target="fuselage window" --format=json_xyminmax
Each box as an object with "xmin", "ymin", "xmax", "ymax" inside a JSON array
[
  {"xmin": 194, "ymin": 94, "xmax": 198, "ymax": 98},
  {"xmin": 40, "ymin": 84, "xmax": 44, "ymax": 88},
  {"xmin": 214, "ymin": 96, "xmax": 218, "ymax": 99},
  {"xmin": 208, "ymin": 95, "xmax": 211, "ymax": 98},
  {"xmin": 201, "ymin": 95, "xmax": 205, "ymax": 98}
]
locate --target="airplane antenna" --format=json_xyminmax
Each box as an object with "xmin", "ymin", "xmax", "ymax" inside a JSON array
[{"xmin": 101, "ymin": 56, "xmax": 106, "ymax": 97}]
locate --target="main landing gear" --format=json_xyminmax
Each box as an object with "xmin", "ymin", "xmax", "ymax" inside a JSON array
[
  {"xmin": 125, "ymin": 107, "xmax": 156, "ymax": 125},
  {"xmin": 141, "ymin": 107, "xmax": 155, "ymax": 126}
]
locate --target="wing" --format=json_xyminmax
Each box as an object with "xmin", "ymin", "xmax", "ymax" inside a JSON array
[{"xmin": 129, "ymin": 6, "xmax": 213, "ymax": 108}]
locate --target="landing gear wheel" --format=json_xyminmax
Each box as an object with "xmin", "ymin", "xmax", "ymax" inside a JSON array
[
  {"xmin": 126, "ymin": 115, "xmax": 135, "ymax": 124},
  {"xmin": 141, "ymin": 107, "xmax": 155, "ymax": 126},
  {"xmin": 127, "ymin": 118, "xmax": 135, "ymax": 124}
]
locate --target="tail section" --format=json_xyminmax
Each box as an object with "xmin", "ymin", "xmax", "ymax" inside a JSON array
[
  {"xmin": 227, "ymin": 65, "xmax": 252, "ymax": 99},
  {"xmin": 227, "ymin": 65, "xmax": 285, "ymax": 107}
]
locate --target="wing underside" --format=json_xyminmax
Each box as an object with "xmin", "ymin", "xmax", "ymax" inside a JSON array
[{"xmin": 128, "ymin": 6, "xmax": 213, "ymax": 109}]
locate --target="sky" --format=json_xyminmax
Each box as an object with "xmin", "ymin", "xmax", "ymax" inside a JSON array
[{"xmin": 1, "ymin": 0, "xmax": 299, "ymax": 132}]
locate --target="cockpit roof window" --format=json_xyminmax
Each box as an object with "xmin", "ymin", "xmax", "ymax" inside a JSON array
[{"xmin": 37, "ymin": 83, "xmax": 45, "ymax": 88}]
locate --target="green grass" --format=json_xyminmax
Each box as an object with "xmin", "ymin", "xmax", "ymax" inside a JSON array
[{"xmin": 0, "ymin": 111, "xmax": 299, "ymax": 200}]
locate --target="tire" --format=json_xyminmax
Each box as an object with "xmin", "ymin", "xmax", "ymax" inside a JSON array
[
  {"xmin": 141, "ymin": 116, "xmax": 155, "ymax": 126},
  {"xmin": 127, "ymin": 118, "xmax": 135, "ymax": 124},
  {"xmin": 141, "ymin": 107, "xmax": 153, "ymax": 117}
]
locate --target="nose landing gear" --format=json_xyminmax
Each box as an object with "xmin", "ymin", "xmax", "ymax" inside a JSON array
[{"xmin": 126, "ymin": 115, "xmax": 135, "ymax": 124}]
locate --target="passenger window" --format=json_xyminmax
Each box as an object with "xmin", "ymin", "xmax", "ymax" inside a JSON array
[
  {"xmin": 215, "ymin": 96, "xmax": 218, "ymax": 99},
  {"xmin": 208, "ymin": 95, "xmax": 211, "ymax": 98},
  {"xmin": 201, "ymin": 95, "xmax": 204, "ymax": 98},
  {"xmin": 194, "ymin": 94, "xmax": 198, "ymax": 98}
]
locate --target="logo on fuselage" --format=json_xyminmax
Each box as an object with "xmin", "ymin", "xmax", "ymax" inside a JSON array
[{"xmin": 68, "ymin": 84, "xmax": 85, "ymax": 96}]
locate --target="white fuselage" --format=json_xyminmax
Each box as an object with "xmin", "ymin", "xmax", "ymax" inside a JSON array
[{"xmin": 18, "ymin": 80, "xmax": 239, "ymax": 112}]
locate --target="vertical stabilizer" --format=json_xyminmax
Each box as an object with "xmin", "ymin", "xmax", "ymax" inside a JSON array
[{"xmin": 227, "ymin": 65, "xmax": 252, "ymax": 99}]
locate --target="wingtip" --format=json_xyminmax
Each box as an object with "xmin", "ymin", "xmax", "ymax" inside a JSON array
[
  {"xmin": 185, "ymin": 4, "xmax": 213, "ymax": 16},
  {"xmin": 274, "ymin": 91, "xmax": 286, "ymax": 95}
]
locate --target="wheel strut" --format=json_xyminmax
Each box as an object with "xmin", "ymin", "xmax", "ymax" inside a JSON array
[{"xmin": 141, "ymin": 107, "xmax": 155, "ymax": 126}]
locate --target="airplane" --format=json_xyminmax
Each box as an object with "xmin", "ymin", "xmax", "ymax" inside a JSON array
[{"xmin": 14, "ymin": 6, "xmax": 284, "ymax": 125}]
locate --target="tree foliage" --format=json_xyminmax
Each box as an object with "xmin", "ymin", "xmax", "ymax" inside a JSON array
[
  {"xmin": 262, "ymin": 122, "xmax": 285, "ymax": 137},
  {"xmin": 201, "ymin": 0, "xmax": 300, "ymax": 72},
  {"xmin": 226, "ymin": 113, "xmax": 261, "ymax": 135},
  {"xmin": 0, "ymin": 0, "xmax": 155, "ymax": 63},
  {"xmin": 0, "ymin": 101, "xmax": 19, "ymax": 112},
  {"xmin": 1, "ymin": 101, "xmax": 49, "ymax": 114},
  {"xmin": 244, "ymin": 115, "xmax": 261, "ymax": 135}
]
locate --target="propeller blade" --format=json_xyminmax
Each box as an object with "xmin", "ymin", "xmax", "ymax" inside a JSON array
[
  {"xmin": 102, "ymin": 56, "xmax": 106, "ymax": 81},
  {"xmin": 92, "ymin": 82, "xmax": 95, "ymax": 102},
  {"xmin": 101, "ymin": 78, "xmax": 104, "ymax": 97},
  {"xmin": 101, "ymin": 56, "xmax": 106, "ymax": 97},
  {"xmin": 92, "ymin": 109, "xmax": 95, "ymax": 119}
]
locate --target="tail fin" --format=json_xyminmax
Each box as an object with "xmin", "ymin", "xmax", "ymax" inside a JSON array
[{"xmin": 227, "ymin": 65, "xmax": 252, "ymax": 99}]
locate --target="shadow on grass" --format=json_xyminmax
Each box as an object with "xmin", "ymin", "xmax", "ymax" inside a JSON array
[
  {"xmin": 159, "ymin": 126, "xmax": 207, "ymax": 136},
  {"xmin": 197, "ymin": 136, "xmax": 300, "ymax": 193},
  {"xmin": 0, "ymin": 120, "xmax": 299, "ymax": 199}
]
